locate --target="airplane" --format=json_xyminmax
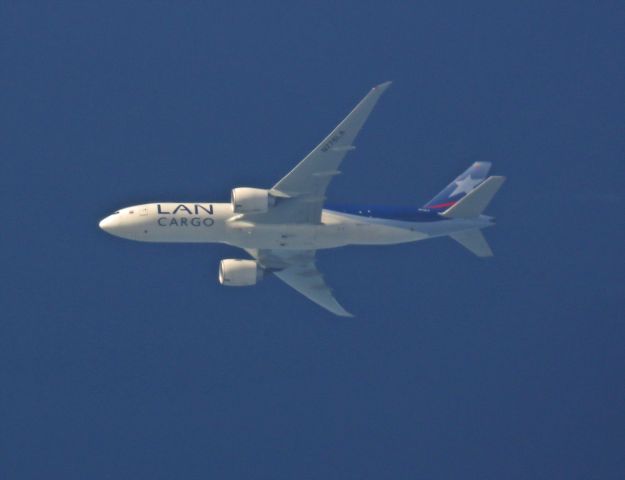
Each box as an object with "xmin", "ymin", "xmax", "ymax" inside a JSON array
[{"xmin": 99, "ymin": 82, "xmax": 505, "ymax": 317}]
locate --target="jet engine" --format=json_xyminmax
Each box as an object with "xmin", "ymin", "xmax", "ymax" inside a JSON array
[
  {"xmin": 218, "ymin": 259, "xmax": 264, "ymax": 286},
  {"xmin": 231, "ymin": 187, "xmax": 275, "ymax": 214}
]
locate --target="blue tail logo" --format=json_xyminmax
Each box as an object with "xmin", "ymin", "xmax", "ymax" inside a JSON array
[{"xmin": 422, "ymin": 162, "xmax": 492, "ymax": 211}]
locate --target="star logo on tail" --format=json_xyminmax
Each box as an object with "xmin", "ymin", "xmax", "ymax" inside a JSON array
[{"xmin": 450, "ymin": 175, "xmax": 483, "ymax": 197}]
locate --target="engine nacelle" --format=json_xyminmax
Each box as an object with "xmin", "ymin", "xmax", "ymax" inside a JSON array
[
  {"xmin": 231, "ymin": 187, "xmax": 274, "ymax": 214},
  {"xmin": 218, "ymin": 259, "xmax": 263, "ymax": 287}
]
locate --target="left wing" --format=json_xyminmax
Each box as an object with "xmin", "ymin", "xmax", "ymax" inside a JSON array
[
  {"xmin": 246, "ymin": 248, "xmax": 353, "ymax": 317},
  {"xmin": 249, "ymin": 82, "xmax": 392, "ymax": 224}
]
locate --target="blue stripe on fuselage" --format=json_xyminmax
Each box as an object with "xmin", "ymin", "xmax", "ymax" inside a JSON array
[{"xmin": 325, "ymin": 204, "xmax": 446, "ymax": 222}]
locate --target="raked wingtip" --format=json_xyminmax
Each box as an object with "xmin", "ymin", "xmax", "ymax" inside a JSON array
[{"xmin": 373, "ymin": 80, "xmax": 393, "ymax": 91}]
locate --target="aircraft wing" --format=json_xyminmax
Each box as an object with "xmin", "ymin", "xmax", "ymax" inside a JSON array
[
  {"xmin": 246, "ymin": 249, "xmax": 353, "ymax": 317},
  {"xmin": 250, "ymin": 82, "xmax": 392, "ymax": 224}
]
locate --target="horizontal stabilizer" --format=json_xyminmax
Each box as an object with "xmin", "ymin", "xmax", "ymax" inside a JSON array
[
  {"xmin": 450, "ymin": 229, "xmax": 493, "ymax": 257},
  {"xmin": 442, "ymin": 176, "xmax": 505, "ymax": 219}
]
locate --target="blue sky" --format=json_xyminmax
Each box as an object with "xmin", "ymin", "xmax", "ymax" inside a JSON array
[{"xmin": 2, "ymin": 1, "xmax": 624, "ymax": 479}]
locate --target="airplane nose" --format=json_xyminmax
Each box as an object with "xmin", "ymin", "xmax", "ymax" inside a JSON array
[{"xmin": 99, "ymin": 215, "xmax": 118, "ymax": 232}]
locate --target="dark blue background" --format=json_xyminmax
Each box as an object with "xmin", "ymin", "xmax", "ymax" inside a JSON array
[{"xmin": 2, "ymin": 2, "xmax": 624, "ymax": 478}]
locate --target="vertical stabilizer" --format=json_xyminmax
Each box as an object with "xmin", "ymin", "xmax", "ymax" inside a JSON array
[
  {"xmin": 422, "ymin": 162, "xmax": 492, "ymax": 211},
  {"xmin": 441, "ymin": 176, "xmax": 505, "ymax": 219}
]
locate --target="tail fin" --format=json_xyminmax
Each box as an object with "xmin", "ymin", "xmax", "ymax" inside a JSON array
[
  {"xmin": 450, "ymin": 229, "xmax": 493, "ymax": 257},
  {"xmin": 422, "ymin": 162, "xmax": 492, "ymax": 211},
  {"xmin": 441, "ymin": 176, "xmax": 505, "ymax": 219}
]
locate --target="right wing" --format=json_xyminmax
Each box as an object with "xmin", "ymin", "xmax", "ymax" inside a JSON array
[
  {"xmin": 246, "ymin": 248, "xmax": 353, "ymax": 317},
  {"xmin": 244, "ymin": 82, "xmax": 392, "ymax": 225}
]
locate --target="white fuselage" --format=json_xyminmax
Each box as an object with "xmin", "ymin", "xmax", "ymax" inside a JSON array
[{"xmin": 98, "ymin": 202, "xmax": 492, "ymax": 250}]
